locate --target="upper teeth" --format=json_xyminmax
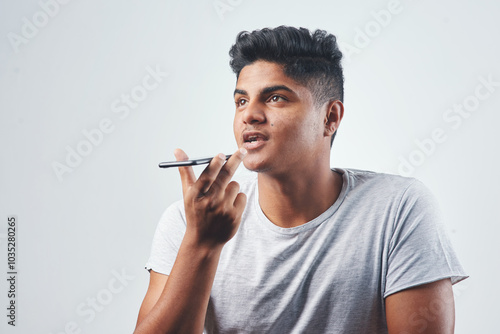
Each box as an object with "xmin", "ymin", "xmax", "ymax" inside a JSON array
[{"xmin": 249, "ymin": 136, "xmax": 257, "ymax": 142}]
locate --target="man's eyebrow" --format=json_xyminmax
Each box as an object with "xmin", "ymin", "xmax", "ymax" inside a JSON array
[
  {"xmin": 261, "ymin": 85, "xmax": 294, "ymax": 95},
  {"xmin": 234, "ymin": 89, "xmax": 247, "ymax": 96},
  {"xmin": 233, "ymin": 85, "xmax": 295, "ymax": 97}
]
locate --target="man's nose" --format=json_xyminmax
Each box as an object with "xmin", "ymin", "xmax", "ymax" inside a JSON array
[{"xmin": 242, "ymin": 101, "xmax": 266, "ymax": 124}]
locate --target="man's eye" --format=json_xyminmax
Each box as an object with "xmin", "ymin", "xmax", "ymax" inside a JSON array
[
  {"xmin": 270, "ymin": 96, "xmax": 284, "ymax": 102},
  {"xmin": 236, "ymin": 99, "xmax": 247, "ymax": 107}
]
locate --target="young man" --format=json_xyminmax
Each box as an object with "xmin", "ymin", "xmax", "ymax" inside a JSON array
[{"xmin": 135, "ymin": 26, "xmax": 467, "ymax": 333}]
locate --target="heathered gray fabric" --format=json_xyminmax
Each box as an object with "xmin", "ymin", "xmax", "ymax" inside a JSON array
[{"xmin": 145, "ymin": 168, "xmax": 467, "ymax": 333}]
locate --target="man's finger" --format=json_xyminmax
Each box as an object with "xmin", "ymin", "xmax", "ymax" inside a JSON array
[
  {"xmin": 174, "ymin": 148, "xmax": 196, "ymax": 196},
  {"xmin": 225, "ymin": 181, "xmax": 241, "ymax": 203},
  {"xmin": 233, "ymin": 192, "xmax": 247, "ymax": 213},
  {"xmin": 210, "ymin": 148, "xmax": 247, "ymax": 194},
  {"xmin": 194, "ymin": 153, "xmax": 228, "ymax": 196}
]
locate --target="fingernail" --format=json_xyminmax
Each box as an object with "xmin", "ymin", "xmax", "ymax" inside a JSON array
[
  {"xmin": 239, "ymin": 147, "xmax": 247, "ymax": 156},
  {"xmin": 218, "ymin": 153, "xmax": 226, "ymax": 160}
]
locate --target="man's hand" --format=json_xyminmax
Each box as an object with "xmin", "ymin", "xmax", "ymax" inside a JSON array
[
  {"xmin": 174, "ymin": 147, "xmax": 248, "ymax": 250},
  {"xmin": 134, "ymin": 147, "xmax": 247, "ymax": 334}
]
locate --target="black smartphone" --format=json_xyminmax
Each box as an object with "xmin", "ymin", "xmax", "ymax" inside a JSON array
[{"xmin": 159, "ymin": 155, "xmax": 232, "ymax": 168}]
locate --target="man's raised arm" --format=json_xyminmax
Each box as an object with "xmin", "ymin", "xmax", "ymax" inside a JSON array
[{"xmin": 134, "ymin": 148, "xmax": 247, "ymax": 334}]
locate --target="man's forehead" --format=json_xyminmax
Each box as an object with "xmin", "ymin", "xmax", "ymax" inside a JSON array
[{"xmin": 235, "ymin": 60, "xmax": 307, "ymax": 95}]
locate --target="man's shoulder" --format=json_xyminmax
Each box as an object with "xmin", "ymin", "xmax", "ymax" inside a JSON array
[
  {"xmin": 337, "ymin": 167, "xmax": 416, "ymax": 184},
  {"xmin": 335, "ymin": 167, "xmax": 425, "ymax": 199}
]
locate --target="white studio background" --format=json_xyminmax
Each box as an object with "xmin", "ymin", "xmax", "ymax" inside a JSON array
[{"xmin": 0, "ymin": 0, "xmax": 498, "ymax": 333}]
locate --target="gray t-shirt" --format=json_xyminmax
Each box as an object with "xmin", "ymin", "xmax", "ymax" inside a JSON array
[{"xmin": 145, "ymin": 168, "xmax": 467, "ymax": 333}]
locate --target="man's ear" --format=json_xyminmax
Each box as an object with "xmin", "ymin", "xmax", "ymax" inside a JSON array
[{"xmin": 324, "ymin": 100, "xmax": 344, "ymax": 137}]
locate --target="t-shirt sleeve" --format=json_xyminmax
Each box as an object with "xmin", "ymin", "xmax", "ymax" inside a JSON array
[
  {"xmin": 144, "ymin": 200, "xmax": 187, "ymax": 276},
  {"xmin": 383, "ymin": 179, "xmax": 468, "ymax": 298}
]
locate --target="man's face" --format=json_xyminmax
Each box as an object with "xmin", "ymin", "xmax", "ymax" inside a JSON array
[{"xmin": 233, "ymin": 61, "xmax": 328, "ymax": 174}]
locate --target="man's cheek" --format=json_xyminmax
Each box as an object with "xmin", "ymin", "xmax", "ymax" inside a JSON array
[{"xmin": 233, "ymin": 126, "xmax": 242, "ymax": 146}]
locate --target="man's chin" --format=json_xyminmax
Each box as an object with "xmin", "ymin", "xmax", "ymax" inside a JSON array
[{"xmin": 242, "ymin": 158, "xmax": 271, "ymax": 173}]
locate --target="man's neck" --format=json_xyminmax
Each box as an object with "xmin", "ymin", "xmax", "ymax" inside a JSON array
[{"xmin": 257, "ymin": 164, "xmax": 343, "ymax": 228}]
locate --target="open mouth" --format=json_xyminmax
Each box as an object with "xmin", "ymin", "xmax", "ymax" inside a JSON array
[
  {"xmin": 243, "ymin": 132, "xmax": 267, "ymax": 142},
  {"xmin": 246, "ymin": 135, "xmax": 260, "ymax": 143},
  {"xmin": 243, "ymin": 131, "xmax": 268, "ymax": 149}
]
